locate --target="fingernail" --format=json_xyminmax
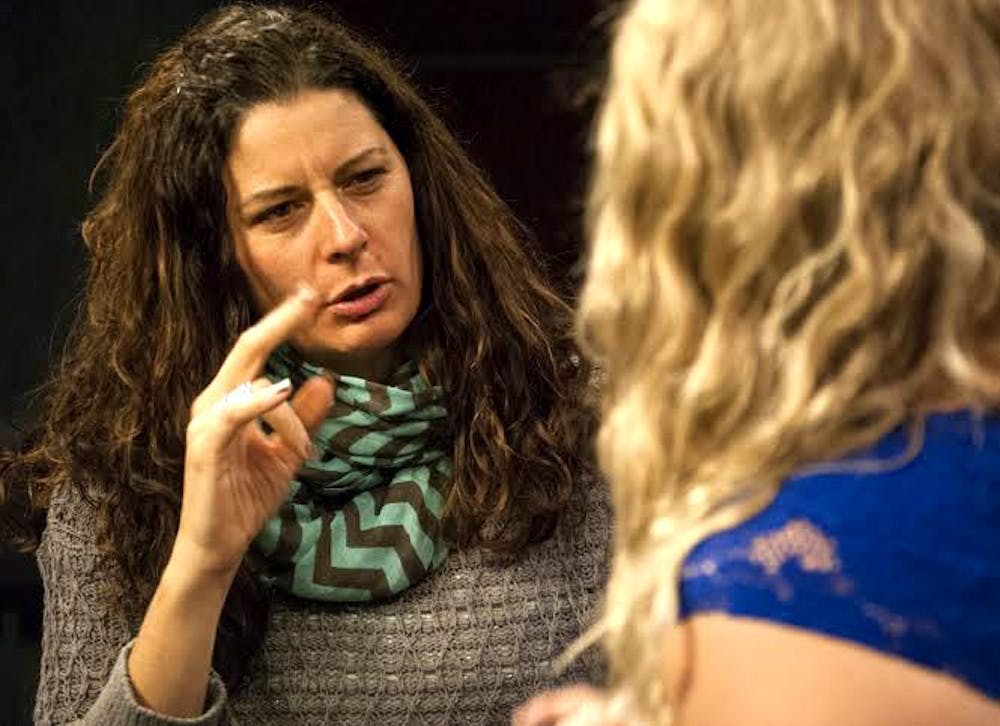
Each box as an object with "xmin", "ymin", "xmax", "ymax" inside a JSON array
[{"xmin": 268, "ymin": 378, "xmax": 292, "ymax": 395}]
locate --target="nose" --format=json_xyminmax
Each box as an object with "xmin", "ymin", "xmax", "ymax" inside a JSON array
[{"xmin": 316, "ymin": 192, "xmax": 367, "ymax": 261}]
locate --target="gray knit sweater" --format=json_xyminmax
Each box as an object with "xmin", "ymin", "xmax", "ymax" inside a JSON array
[{"xmin": 34, "ymin": 478, "xmax": 610, "ymax": 725}]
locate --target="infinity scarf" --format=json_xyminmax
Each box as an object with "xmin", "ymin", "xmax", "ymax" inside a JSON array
[{"xmin": 254, "ymin": 346, "xmax": 451, "ymax": 601}]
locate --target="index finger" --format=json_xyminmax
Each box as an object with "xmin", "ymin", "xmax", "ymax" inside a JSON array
[{"xmin": 213, "ymin": 284, "xmax": 321, "ymax": 392}]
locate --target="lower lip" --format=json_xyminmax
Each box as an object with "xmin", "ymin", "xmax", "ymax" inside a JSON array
[{"xmin": 328, "ymin": 283, "xmax": 390, "ymax": 319}]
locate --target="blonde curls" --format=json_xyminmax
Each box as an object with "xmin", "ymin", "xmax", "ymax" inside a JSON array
[{"xmin": 578, "ymin": 0, "xmax": 1000, "ymax": 721}]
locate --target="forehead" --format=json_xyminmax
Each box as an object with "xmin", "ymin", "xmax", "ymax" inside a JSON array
[{"xmin": 226, "ymin": 88, "xmax": 392, "ymax": 183}]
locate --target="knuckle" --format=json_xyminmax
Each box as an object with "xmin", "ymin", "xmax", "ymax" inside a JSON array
[
  {"xmin": 186, "ymin": 402, "xmax": 224, "ymax": 436},
  {"xmin": 185, "ymin": 417, "xmax": 204, "ymax": 444},
  {"xmin": 190, "ymin": 393, "xmax": 207, "ymax": 417},
  {"xmin": 237, "ymin": 327, "xmax": 263, "ymax": 352}
]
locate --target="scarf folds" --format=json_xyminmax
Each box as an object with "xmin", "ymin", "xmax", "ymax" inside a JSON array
[{"xmin": 254, "ymin": 347, "xmax": 451, "ymax": 601}]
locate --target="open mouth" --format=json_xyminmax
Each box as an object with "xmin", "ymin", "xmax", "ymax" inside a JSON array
[
  {"xmin": 328, "ymin": 279, "xmax": 390, "ymax": 319},
  {"xmin": 337, "ymin": 282, "xmax": 380, "ymax": 302}
]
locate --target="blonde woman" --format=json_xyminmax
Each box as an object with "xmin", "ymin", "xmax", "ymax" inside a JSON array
[{"xmin": 517, "ymin": 0, "xmax": 1000, "ymax": 724}]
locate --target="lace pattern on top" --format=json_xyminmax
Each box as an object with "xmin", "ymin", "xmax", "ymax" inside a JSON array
[{"xmin": 679, "ymin": 411, "xmax": 1000, "ymax": 700}]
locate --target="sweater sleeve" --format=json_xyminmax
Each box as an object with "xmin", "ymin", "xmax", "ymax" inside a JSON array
[{"xmin": 33, "ymin": 487, "xmax": 231, "ymax": 725}]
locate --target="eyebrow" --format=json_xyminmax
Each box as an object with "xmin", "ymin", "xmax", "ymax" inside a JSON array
[
  {"xmin": 239, "ymin": 145, "xmax": 390, "ymax": 211},
  {"xmin": 333, "ymin": 146, "xmax": 389, "ymax": 183}
]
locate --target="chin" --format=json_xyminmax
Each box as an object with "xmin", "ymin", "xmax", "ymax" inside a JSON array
[{"xmin": 304, "ymin": 315, "xmax": 412, "ymax": 359}]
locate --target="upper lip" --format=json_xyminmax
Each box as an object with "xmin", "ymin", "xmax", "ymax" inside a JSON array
[{"xmin": 329, "ymin": 276, "xmax": 390, "ymax": 304}]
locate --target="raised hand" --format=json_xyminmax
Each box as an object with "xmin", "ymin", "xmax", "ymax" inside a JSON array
[{"xmin": 176, "ymin": 283, "xmax": 335, "ymax": 577}]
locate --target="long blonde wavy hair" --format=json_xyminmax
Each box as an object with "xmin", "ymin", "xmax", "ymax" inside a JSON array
[{"xmin": 577, "ymin": 0, "xmax": 1000, "ymax": 721}]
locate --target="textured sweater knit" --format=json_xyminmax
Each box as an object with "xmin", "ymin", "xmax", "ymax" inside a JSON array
[{"xmin": 34, "ymin": 477, "xmax": 610, "ymax": 725}]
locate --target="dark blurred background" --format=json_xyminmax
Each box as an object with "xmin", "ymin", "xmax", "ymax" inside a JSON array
[{"xmin": 1, "ymin": 1, "xmax": 608, "ymax": 723}]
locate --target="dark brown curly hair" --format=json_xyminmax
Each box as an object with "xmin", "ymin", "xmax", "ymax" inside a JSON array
[{"xmin": 1, "ymin": 3, "xmax": 593, "ymax": 690}]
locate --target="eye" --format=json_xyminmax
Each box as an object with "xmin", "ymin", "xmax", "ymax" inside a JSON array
[
  {"xmin": 345, "ymin": 167, "xmax": 387, "ymax": 193},
  {"xmin": 251, "ymin": 201, "xmax": 299, "ymax": 226}
]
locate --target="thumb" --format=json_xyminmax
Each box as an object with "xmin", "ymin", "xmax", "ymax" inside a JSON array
[{"xmin": 290, "ymin": 374, "xmax": 335, "ymax": 436}]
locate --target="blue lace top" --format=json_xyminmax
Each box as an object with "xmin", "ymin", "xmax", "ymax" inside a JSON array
[{"xmin": 680, "ymin": 411, "xmax": 1000, "ymax": 700}]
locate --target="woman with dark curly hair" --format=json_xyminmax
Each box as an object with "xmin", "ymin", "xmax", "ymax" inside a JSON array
[{"xmin": 1, "ymin": 4, "xmax": 606, "ymax": 724}]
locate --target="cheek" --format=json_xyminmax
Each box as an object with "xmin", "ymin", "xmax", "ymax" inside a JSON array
[
  {"xmin": 410, "ymin": 235, "xmax": 423, "ymax": 287},
  {"xmin": 238, "ymin": 243, "xmax": 299, "ymax": 309},
  {"xmin": 403, "ymin": 232, "xmax": 424, "ymax": 314},
  {"xmin": 379, "ymin": 188, "xmax": 422, "ymax": 292},
  {"xmin": 400, "ymin": 193, "xmax": 422, "ymax": 280}
]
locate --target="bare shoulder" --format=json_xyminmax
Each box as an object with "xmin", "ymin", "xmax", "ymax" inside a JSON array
[{"xmin": 668, "ymin": 613, "xmax": 1000, "ymax": 726}]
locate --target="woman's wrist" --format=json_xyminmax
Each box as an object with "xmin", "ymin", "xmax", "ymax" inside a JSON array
[
  {"xmin": 128, "ymin": 538, "xmax": 237, "ymax": 717},
  {"xmin": 167, "ymin": 534, "xmax": 244, "ymax": 587}
]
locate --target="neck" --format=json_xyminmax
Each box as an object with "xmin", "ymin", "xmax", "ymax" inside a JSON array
[{"xmin": 302, "ymin": 345, "xmax": 402, "ymax": 383}]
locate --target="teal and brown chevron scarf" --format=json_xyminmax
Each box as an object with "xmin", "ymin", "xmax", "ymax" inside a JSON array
[{"xmin": 253, "ymin": 346, "xmax": 451, "ymax": 601}]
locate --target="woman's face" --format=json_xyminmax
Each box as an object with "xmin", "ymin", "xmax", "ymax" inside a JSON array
[{"xmin": 225, "ymin": 88, "xmax": 422, "ymax": 380}]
